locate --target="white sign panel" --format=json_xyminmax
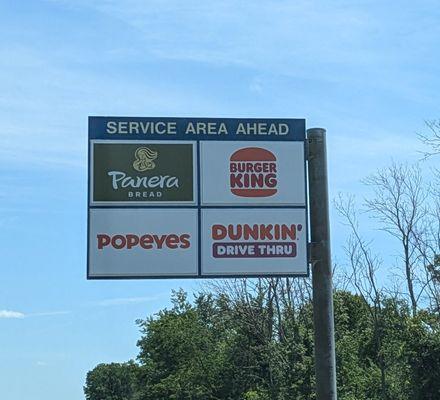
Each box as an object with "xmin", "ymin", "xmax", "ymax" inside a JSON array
[
  {"xmin": 200, "ymin": 141, "xmax": 305, "ymax": 206},
  {"xmin": 201, "ymin": 208, "xmax": 307, "ymax": 276},
  {"xmin": 88, "ymin": 117, "xmax": 308, "ymax": 279},
  {"xmin": 88, "ymin": 208, "xmax": 198, "ymax": 277}
]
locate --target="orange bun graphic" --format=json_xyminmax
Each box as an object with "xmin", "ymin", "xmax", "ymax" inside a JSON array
[{"xmin": 230, "ymin": 147, "xmax": 278, "ymax": 197}]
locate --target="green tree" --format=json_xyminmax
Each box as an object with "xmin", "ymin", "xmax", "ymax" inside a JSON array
[
  {"xmin": 135, "ymin": 290, "xmax": 235, "ymax": 399},
  {"xmin": 405, "ymin": 311, "xmax": 440, "ymax": 399},
  {"xmin": 84, "ymin": 361, "xmax": 140, "ymax": 400},
  {"xmin": 85, "ymin": 288, "xmax": 440, "ymax": 400}
]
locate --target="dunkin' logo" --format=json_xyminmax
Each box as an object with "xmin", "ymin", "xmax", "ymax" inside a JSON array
[
  {"xmin": 230, "ymin": 147, "xmax": 277, "ymax": 197},
  {"xmin": 211, "ymin": 223, "xmax": 302, "ymax": 258}
]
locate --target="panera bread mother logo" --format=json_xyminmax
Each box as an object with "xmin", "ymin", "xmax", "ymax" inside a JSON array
[
  {"xmin": 93, "ymin": 143, "xmax": 194, "ymax": 203},
  {"xmin": 133, "ymin": 147, "xmax": 158, "ymax": 172}
]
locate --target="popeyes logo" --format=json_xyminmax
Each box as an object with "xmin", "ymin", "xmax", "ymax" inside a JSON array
[
  {"xmin": 229, "ymin": 147, "xmax": 277, "ymax": 197},
  {"xmin": 97, "ymin": 233, "xmax": 191, "ymax": 250}
]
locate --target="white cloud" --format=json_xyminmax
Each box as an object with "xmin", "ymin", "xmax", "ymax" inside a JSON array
[
  {"xmin": 249, "ymin": 78, "xmax": 263, "ymax": 94},
  {"xmin": 36, "ymin": 361, "xmax": 48, "ymax": 367},
  {"xmin": 28, "ymin": 311, "xmax": 71, "ymax": 317},
  {"xmin": 0, "ymin": 310, "xmax": 25, "ymax": 319},
  {"xmin": 0, "ymin": 309, "xmax": 70, "ymax": 319},
  {"xmin": 63, "ymin": 0, "xmax": 373, "ymax": 71},
  {"xmin": 97, "ymin": 295, "xmax": 164, "ymax": 307},
  {"xmin": 57, "ymin": 0, "xmax": 439, "ymax": 100}
]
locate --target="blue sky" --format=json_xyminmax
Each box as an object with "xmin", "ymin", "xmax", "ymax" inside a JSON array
[{"xmin": 0, "ymin": 1, "xmax": 439, "ymax": 399}]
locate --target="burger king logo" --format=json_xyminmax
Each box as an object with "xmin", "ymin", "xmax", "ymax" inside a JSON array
[{"xmin": 230, "ymin": 147, "xmax": 277, "ymax": 197}]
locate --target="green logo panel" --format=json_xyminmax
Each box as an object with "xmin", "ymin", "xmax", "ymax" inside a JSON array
[{"xmin": 93, "ymin": 143, "xmax": 194, "ymax": 202}]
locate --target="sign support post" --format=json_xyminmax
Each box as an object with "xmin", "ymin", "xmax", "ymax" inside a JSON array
[{"xmin": 307, "ymin": 128, "xmax": 337, "ymax": 400}]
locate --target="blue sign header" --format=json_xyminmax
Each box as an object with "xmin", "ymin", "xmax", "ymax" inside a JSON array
[{"xmin": 89, "ymin": 117, "xmax": 305, "ymax": 141}]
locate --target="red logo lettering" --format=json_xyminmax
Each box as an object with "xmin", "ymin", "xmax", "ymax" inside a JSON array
[
  {"xmin": 96, "ymin": 234, "xmax": 191, "ymax": 250},
  {"xmin": 230, "ymin": 147, "xmax": 278, "ymax": 197},
  {"xmin": 211, "ymin": 223, "xmax": 302, "ymax": 258}
]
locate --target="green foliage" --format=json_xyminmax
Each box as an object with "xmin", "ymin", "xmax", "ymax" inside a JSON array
[
  {"xmin": 84, "ymin": 361, "xmax": 139, "ymax": 400},
  {"xmin": 135, "ymin": 290, "xmax": 233, "ymax": 399},
  {"xmin": 84, "ymin": 289, "xmax": 440, "ymax": 400},
  {"xmin": 405, "ymin": 312, "xmax": 440, "ymax": 399},
  {"xmin": 243, "ymin": 389, "xmax": 270, "ymax": 400}
]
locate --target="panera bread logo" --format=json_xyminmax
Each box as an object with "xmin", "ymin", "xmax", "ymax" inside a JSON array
[
  {"xmin": 93, "ymin": 143, "xmax": 194, "ymax": 202},
  {"xmin": 133, "ymin": 147, "xmax": 158, "ymax": 172},
  {"xmin": 230, "ymin": 147, "xmax": 278, "ymax": 197}
]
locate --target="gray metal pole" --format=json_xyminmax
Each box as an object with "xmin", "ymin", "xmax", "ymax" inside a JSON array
[{"xmin": 307, "ymin": 128, "xmax": 337, "ymax": 400}]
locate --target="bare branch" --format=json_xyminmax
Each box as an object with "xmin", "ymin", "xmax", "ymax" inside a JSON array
[{"xmin": 418, "ymin": 119, "xmax": 440, "ymax": 159}]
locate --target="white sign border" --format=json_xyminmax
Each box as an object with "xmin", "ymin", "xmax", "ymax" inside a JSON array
[
  {"xmin": 88, "ymin": 208, "xmax": 199, "ymax": 278},
  {"xmin": 200, "ymin": 207, "xmax": 308, "ymax": 277},
  {"xmin": 89, "ymin": 140, "xmax": 198, "ymax": 207},
  {"xmin": 200, "ymin": 140, "xmax": 306, "ymax": 206},
  {"xmin": 87, "ymin": 117, "xmax": 309, "ymax": 279}
]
